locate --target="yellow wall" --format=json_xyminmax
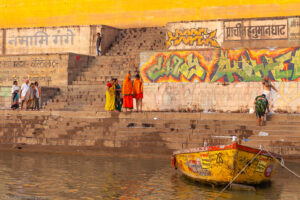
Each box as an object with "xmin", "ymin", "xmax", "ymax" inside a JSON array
[{"xmin": 1, "ymin": 0, "xmax": 300, "ymax": 28}]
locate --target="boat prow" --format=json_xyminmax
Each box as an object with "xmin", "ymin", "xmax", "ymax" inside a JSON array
[{"xmin": 171, "ymin": 142, "xmax": 282, "ymax": 185}]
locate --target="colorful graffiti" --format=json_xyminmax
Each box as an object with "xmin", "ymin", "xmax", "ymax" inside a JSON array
[
  {"xmin": 166, "ymin": 28, "xmax": 220, "ymax": 48},
  {"xmin": 140, "ymin": 47, "xmax": 300, "ymax": 83}
]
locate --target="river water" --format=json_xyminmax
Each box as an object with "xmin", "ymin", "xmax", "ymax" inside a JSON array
[{"xmin": 0, "ymin": 151, "xmax": 299, "ymax": 200}]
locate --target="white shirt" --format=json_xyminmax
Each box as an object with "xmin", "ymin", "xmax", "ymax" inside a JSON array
[
  {"xmin": 21, "ymin": 83, "xmax": 29, "ymax": 97},
  {"xmin": 11, "ymin": 85, "xmax": 19, "ymax": 94},
  {"xmin": 35, "ymin": 87, "xmax": 39, "ymax": 98}
]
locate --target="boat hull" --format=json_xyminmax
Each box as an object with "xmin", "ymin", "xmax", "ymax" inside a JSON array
[{"xmin": 173, "ymin": 143, "xmax": 280, "ymax": 185}]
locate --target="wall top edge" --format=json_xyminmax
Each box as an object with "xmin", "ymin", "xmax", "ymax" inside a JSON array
[
  {"xmin": 0, "ymin": 52, "xmax": 93, "ymax": 57},
  {"xmin": 0, "ymin": 24, "xmax": 105, "ymax": 30},
  {"xmin": 166, "ymin": 15, "xmax": 300, "ymax": 26}
]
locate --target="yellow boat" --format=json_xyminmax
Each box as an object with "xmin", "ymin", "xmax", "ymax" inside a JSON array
[{"xmin": 171, "ymin": 142, "xmax": 282, "ymax": 185}]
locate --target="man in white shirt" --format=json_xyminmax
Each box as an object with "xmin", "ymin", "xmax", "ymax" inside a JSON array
[{"xmin": 20, "ymin": 79, "xmax": 29, "ymax": 110}]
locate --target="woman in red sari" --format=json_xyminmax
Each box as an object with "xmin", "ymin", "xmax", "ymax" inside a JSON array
[{"xmin": 122, "ymin": 72, "xmax": 133, "ymax": 111}]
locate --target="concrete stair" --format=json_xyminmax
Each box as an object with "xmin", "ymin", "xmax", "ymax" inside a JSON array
[
  {"xmin": 0, "ymin": 111, "xmax": 299, "ymax": 157},
  {"xmin": 44, "ymin": 27, "xmax": 166, "ymax": 111}
]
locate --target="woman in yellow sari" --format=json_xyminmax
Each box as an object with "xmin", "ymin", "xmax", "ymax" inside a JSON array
[{"xmin": 105, "ymin": 79, "xmax": 116, "ymax": 111}]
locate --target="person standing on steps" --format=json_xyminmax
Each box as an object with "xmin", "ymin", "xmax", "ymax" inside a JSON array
[
  {"xmin": 35, "ymin": 81, "xmax": 41, "ymax": 111},
  {"xmin": 133, "ymin": 74, "xmax": 143, "ymax": 112},
  {"xmin": 20, "ymin": 79, "xmax": 29, "ymax": 110},
  {"xmin": 96, "ymin": 33, "xmax": 102, "ymax": 56},
  {"xmin": 262, "ymin": 76, "xmax": 278, "ymax": 114},
  {"xmin": 254, "ymin": 94, "xmax": 269, "ymax": 126},
  {"xmin": 25, "ymin": 83, "xmax": 36, "ymax": 110},
  {"xmin": 105, "ymin": 79, "xmax": 116, "ymax": 111},
  {"xmin": 11, "ymin": 81, "xmax": 19, "ymax": 110},
  {"xmin": 114, "ymin": 79, "xmax": 122, "ymax": 112},
  {"xmin": 122, "ymin": 72, "xmax": 133, "ymax": 112}
]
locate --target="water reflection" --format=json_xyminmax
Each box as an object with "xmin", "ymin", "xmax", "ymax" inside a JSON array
[{"xmin": 0, "ymin": 151, "xmax": 299, "ymax": 200}]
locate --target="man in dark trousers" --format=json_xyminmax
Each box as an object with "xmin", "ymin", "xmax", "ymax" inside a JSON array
[{"xmin": 96, "ymin": 33, "xmax": 102, "ymax": 56}]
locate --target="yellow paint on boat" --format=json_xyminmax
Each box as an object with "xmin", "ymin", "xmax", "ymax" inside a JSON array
[{"xmin": 174, "ymin": 144, "xmax": 279, "ymax": 185}]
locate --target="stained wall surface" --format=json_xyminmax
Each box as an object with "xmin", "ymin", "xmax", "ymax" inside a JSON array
[
  {"xmin": 140, "ymin": 16, "xmax": 300, "ymax": 113},
  {"xmin": 166, "ymin": 17, "xmax": 300, "ymax": 50},
  {"xmin": 140, "ymin": 48, "xmax": 300, "ymax": 112},
  {"xmin": 0, "ymin": 53, "xmax": 91, "ymax": 87},
  {"xmin": 0, "ymin": 25, "xmax": 119, "ymax": 56}
]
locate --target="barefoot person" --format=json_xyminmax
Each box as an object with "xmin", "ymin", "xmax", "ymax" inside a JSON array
[
  {"xmin": 262, "ymin": 76, "xmax": 278, "ymax": 113},
  {"xmin": 11, "ymin": 81, "xmax": 19, "ymax": 110},
  {"xmin": 133, "ymin": 74, "xmax": 143, "ymax": 112},
  {"xmin": 105, "ymin": 79, "xmax": 116, "ymax": 111},
  {"xmin": 25, "ymin": 83, "xmax": 36, "ymax": 110},
  {"xmin": 254, "ymin": 94, "xmax": 269, "ymax": 126},
  {"xmin": 122, "ymin": 72, "xmax": 133, "ymax": 112},
  {"xmin": 20, "ymin": 79, "xmax": 29, "ymax": 110},
  {"xmin": 114, "ymin": 79, "xmax": 122, "ymax": 112}
]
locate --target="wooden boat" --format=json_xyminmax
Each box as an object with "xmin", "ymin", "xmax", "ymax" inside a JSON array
[{"xmin": 171, "ymin": 142, "xmax": 282, "ymax": 185}]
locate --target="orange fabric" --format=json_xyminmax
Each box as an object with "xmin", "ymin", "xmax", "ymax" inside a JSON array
[
  {"xmin": 133, "ymin": 78, "xmax": 143, "ymax": 96},
  {"xmin": 122, "ymin": 74, "xmax": 133, "ymax": 95},
  {"xmin": 123, "ymin": 95, "xmax": 133, "ymax": 108},
  {"xmin": 135, "ymin": 93, "xmax": 143, "ymax": 99}
]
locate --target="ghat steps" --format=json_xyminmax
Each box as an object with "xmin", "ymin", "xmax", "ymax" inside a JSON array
[
  {"xmin": 44, "ymin": 27, "xmax": 166, "ymax": 111},
  {"xmin": 0, "ymin": 111, "xmax": 299, "ymax": 157}
]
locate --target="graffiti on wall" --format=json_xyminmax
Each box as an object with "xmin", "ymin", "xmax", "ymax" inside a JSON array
[
  {"xmin": 140, "ymin": 47, "xmax": 300, "ymax": 83},
  {"xmin": 167, "ymin": 28, "xmax": 220, "ymax": 48},
  {"xmin": 166, "ymin": 21, "xmax": 223, "ymax": 50},
  {"xmin": 224, "ymin": 19, "xmax": 288, "ymax": 40}
]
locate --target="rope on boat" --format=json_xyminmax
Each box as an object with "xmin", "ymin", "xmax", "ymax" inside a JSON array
[
  {"xmin": 217, "ymin": 148, "xmax": 263, "ymax": 197},
  {"xmin": 218, "ymin": 146, "xmax": 300, "ymax": 199},
  {"xmin": 264, "ymin": 149, "xmax": 300, "ymax": 179}
]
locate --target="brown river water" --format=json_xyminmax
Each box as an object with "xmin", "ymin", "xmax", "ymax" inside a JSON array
[{"xmin": 0, "ymin": 151, "xmax": 299, "ymax": 200}]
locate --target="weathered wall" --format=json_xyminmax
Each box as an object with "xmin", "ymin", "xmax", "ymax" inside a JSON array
[
  {"xmin": 100, "ymin": 26, "xmax": 121, "ymax": 54},
  {"xmin": 0, "ymin": 87, "xmax": 11, "ymax": 109},
  {"xmin": 166, "ymin": 17, "xmax": 300, "ymax": 50},
  {"xmin": 0, "ymin": 53, "xmax": 92, "ymax": 87},
  {"xmin": 142, "ymin": 82, "xmax": 300, "ymax": 113},
  {"xmin": 140, "ymin": 48, "xmax": 300, "ymax": 112},
  {"xmin": 0, "ymin": 0, "xmax": 299, "ymax": 28},
  {"xmin": 0, "ymin": 25, "xmax": 119, "ymax": 56}
]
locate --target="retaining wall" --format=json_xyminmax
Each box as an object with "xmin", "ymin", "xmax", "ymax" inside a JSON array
[{"xmin": 0, "ymin": 25, "xmax": 119, "ymax": 56}]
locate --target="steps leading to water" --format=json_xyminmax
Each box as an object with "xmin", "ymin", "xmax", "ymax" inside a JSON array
[{"xmin": 1, "ymin": 111, "xmax": 299, "ymax": 157}]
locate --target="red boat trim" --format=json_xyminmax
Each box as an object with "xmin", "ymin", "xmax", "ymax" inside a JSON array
[
  {"xmin": 173, "ymin": 143, "xmax": 282, "ymax": 160},
  {"xmin": 237, "ymin": 144, "xmax": 282, "ymax": 159},
  {"xmin": 173, "ymin": 143, "xmax": 237, "ymax": 155}
]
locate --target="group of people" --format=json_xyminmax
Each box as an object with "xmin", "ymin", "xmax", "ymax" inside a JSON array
[
  {"xmin": 254, "ymin": 76, "xmax": 278, "ymax": 126},
  {"xmin": 105, "ymin": 72, "xmax": 143, "ymax": 112},
  {"xmin": 11, "ymin": 79, "xmax": 41, "ymax": 110}
]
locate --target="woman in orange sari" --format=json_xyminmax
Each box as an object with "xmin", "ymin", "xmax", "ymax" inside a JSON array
[
  {"xmin": 133, "ymin": 74, "xmax": 143, "ymax": 112},
  {"xmin": 122, "ymin": 72, "xmax": 133, "ymax": 111}
]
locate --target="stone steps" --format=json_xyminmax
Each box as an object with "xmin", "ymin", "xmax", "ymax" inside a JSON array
[{"xmin": 43, "ymin": 26, "xmax": 166, "ymax": 111}]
